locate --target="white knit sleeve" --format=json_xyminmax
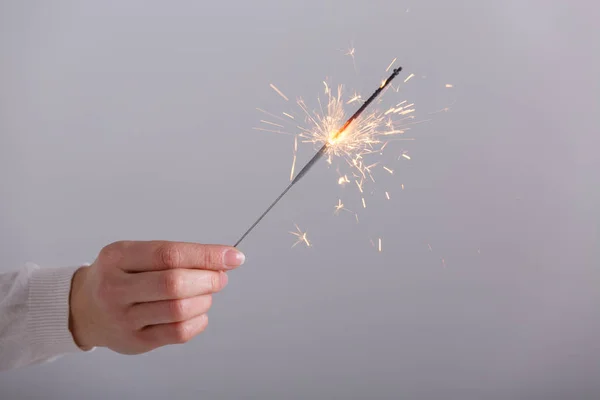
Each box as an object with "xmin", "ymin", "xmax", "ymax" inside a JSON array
[{"xmin": 0, "ymin": 263, "xmax": 91, "ymax": 371}]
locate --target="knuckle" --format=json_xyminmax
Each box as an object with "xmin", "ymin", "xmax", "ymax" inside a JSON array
[
  {"xmin": 98, "ymin": 241, "xmax": 127, "ymax": 265},
  {"xmin": 204, "ymin": 295, "xmax": 213, "ymax": 311},
  {"xmin": 210, "ymin": 273, "xmax": 221, "ymax": 292},
  {"xmin": 169, "ymin": 299, "xmax": 188, "ymax": 320},
  {"xmin": 202, "ymin": 246, "xmax": 222, "ymax": 269},
  {"xmin": 161, "ymin": 270, "xmax": 184, "ymax": 297},
  {"xmin": 156, "ymin": 243, "xmax": 182, "ymax": 269},
  {"xmin": 172, "ymin": 323, "xmax": 193, "ymax": 344},
  {"xmin": 199, "ymin": 314, "xmax": 209, "ymax": 331}
]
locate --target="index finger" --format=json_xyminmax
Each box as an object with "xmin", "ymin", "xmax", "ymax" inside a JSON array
[{"xmin": 101, "ymin": 241, "xmax": 245, "ymax": 272}]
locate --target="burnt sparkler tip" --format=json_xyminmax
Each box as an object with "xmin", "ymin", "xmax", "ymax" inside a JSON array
[{"xmin": 393, "ymin": 66, "xmax": 403, "ymax": 74}]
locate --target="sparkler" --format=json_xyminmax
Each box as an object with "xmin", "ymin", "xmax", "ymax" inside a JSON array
[{"xmin": 234, "ymin": 66, "xmax": 403, "ymax": 247}]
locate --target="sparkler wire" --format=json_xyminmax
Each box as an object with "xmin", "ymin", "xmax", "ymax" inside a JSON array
[{"xmin": 234, "ymin": 67, "xmax": 403, "ymax": 247}]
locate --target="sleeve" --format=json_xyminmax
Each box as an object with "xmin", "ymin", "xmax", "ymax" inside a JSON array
[{"xmin": 0, "ymin": 263, "xmax": 92, "ymax": 371}]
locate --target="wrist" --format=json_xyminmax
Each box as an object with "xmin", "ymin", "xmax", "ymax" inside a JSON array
[{"xmin": 69, "ymin": 266, "xmax": 95, "ymax": 350}]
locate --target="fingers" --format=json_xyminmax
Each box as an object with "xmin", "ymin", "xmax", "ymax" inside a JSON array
[
  {"xmin": 100, "ymin": 240, "xmax": 245, "ymax": 272},
  {"xmin": 140, "ymin": 314, "xmax": 209, "ymax": 346},
  {"xmin": 122, "ymin": 269, "xmax": 228, "ymax": 303},
  {"xmin": 128, "ymin": 295, "xmax": 212, "ymax": 328}
]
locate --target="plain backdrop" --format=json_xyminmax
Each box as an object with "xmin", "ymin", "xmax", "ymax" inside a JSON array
[{"xmin": 1, "ymin": 1, "xmax": 598, "ymax": 399}]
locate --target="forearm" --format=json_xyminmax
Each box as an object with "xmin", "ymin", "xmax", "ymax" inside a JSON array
[{"xmin": 0, "ymin": 263, "xmax": 88, "ymax": 371}]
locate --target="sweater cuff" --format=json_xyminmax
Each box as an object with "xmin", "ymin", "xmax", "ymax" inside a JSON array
[{"xmin": 27, "ymin": 265, "xmax": 90, "ymax": 357}]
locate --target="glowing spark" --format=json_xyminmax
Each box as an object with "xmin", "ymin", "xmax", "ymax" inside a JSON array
[
  {"xmin": 256, "ymin": 108, "xmax": 286, "ymax": 121},
  {"xmin": 260, "ymin": 120, "xmax": 285, "ymax": 128},
  {"xmin": 290, "ymin": 155, "xmax": 297, "ymax": 181},
  {"xmin": 338, "ymin": 175, "xmax": 350, "ymax": 185},
  {"xmin": 252, "ymin": 127, "xmax": 294, "ymax": 135},
  {"xmin": 401, "ymin": 183, "xmax": 405, "ymax": 190},
  {"xmin": 270, "ymin": 84, "xmax": 289, "ymax": 101},
  {"xmin": 334, "ymin": 199, "xmax": 344, "ymax": 213},
  {"xmin": 378, "ymin": 238, "xmax": 382, "ymax": 252},
  {"xmin": 386, "ymin": 58, "xmax": 397, "ymax": 72},
  {"xmin": 334, "ymin": 199, "xmax": 350, "ymax": 215},
  {"xmin": 346, "ymin": 92, "xmax": 362, "ymax": 104},
  {"xmin": 283, "ymin": 112, "xmax": 295, "ymax": 119},
  {"xmin": 362, "ymin": 197, "xmax": 366, "ymax": 208},
  {"xmin": 430, "ymin": 107, "xmax": 451, "ymax": 114},
  {"xmin": 385, "ymin": 191, "xmax": 390, "ymax": 200},
  {"xmin": 383, "ymin": 166, "xmax": 394, "ymax": 174},
  {"xmin": 404, "ymin": 73, "xmax": 415, "ymax": 83},
  {"xmin": 343, "ymin": 44, "xmax": 358, "ymax": 73},
  {"xmin": 429, "ymin": 100, "xmax": 457, "ymax": 115},
  {"xmin": 290, "ymin": 224, "xmax": 310, "ymax": 247},
  {"xmin": 289, "ymin": 136, "xmax": 298, "ymax": 181},
  {"xmin": 402, "ymin": 154, "xmax": 411, "ymax": 160},
  {"xmin": 445, "ymin": 84, "xmax": 454, "ymax": 88},
  {"xmin": 355, "ymin": 180, "xmax": 364, "ymax": 193},
  {"xmin": 355, "ymin": 214, "xmax": 359, "ymax": 223}
]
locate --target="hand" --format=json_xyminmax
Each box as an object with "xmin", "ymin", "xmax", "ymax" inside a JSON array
[{"xmin": 68, "ymin": 241, "xmax": 245, "ymax": 354}]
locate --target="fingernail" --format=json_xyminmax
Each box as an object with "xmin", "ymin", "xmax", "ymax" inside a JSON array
[
  {"xmin": 224, "ymin": 249, "xmax": 245, "ymax": 268},
  {"xmin": 221, "ymin": 272, "xmax": 229, "ymax": 288}
]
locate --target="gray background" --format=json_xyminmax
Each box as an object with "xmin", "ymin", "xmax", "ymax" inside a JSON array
[{"xmin": 1, "ymin": 0, "xmax": 598, "ymax": 399}]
